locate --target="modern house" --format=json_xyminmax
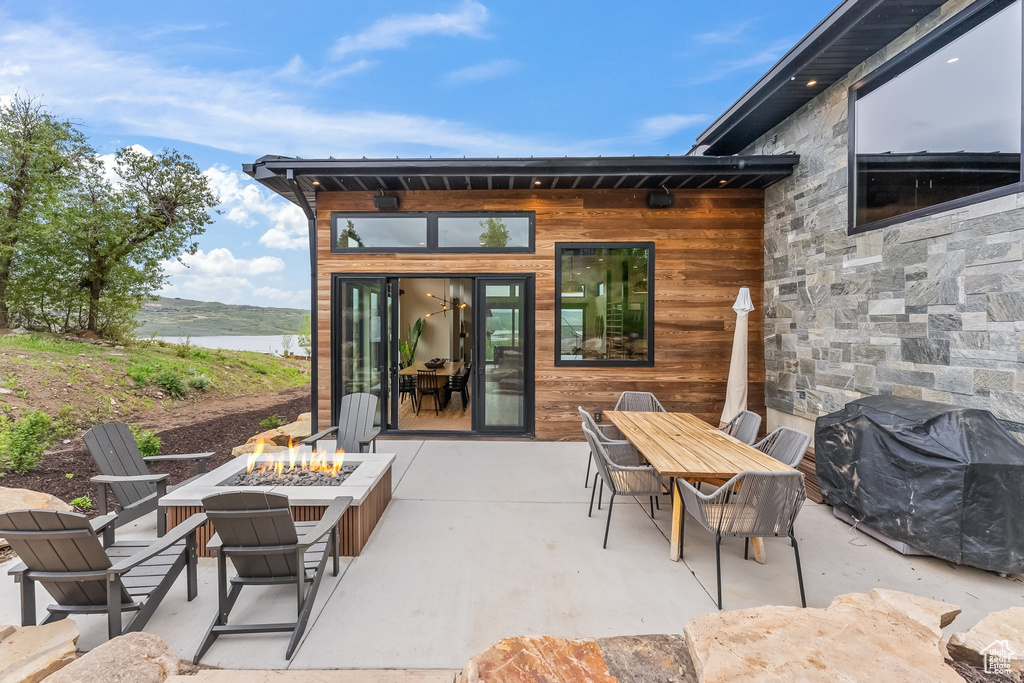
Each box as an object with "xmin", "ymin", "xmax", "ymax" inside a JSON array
[{"xmin": 246, "ymin": 0, "xmax": 1024, "ymax": 446}]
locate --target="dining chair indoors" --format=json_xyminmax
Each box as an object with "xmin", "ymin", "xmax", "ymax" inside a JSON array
[{"xmin": 676, "ymin": 470, "xmax": 807, "ymax": 609}]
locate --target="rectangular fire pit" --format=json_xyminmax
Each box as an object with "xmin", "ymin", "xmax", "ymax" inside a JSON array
[{"xmin": 160, "ymin": 447, "xmax": 394, "ymax": 557}]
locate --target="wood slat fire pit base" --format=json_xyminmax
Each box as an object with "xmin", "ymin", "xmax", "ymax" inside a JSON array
[{"xmin": 165, "ymin": 467, "xmax": 392, "ymax": 557}]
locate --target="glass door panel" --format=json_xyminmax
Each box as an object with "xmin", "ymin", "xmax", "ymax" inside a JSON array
[
  {"xmin": 333, "ymin": 277, "xmax": 387, "ymax": 429},
  {"xmin": 475, "ymin": 276, "xmax": 533, "ymax": 434}
]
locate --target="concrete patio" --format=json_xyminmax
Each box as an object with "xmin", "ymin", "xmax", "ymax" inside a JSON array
[{"xmin": 1, "ymin": 438, "xmax": 1021, "ymax": 672}]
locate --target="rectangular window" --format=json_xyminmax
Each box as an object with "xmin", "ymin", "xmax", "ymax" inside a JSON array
[
  {"xmin": 555, "ymin": 243, "xmax": 654, "ymax": 367},
  {"xmin": 850, "ymin": 0, "xmax": 1023, "ymax": 233},
  {"xmin": 331, "ymin": 212, "xmax": 535, "ymax": 253}
]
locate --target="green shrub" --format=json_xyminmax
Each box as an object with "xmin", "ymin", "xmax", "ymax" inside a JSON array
[
  {"xmin": 156, "ymin": 370, "xmax": 187, "ymax": 399},
  {"xmin": 129, "ymin": 424, "xmax": 161, "ymax": 457},
  {"xmin": 190, "ymin": 347, "xmax": 211, "ymax": 362},
  {"xmin": 259, "ymin": 414, "xmax": 285, "ymax": 431},
  {"xmin": 188, "ymin": 371, "xmax": 211, "ymax": 392},
  {"xmin": 126, "ymin": 361, "xmax": 158, "ymax": 386},
  {"xmin": 70, "ymin": 495, "xmax": 91, "ymax": 511},
  {"xmin": 174, "ymin": 336, "xmax": 193, "ymax": 358},
  {"xmin": 0, "ymin": 410, "xmax": 55, "ymax": 475},
  {"xmin": 249, "ymin": 362, "xmax": 269, "ymax": 375}
]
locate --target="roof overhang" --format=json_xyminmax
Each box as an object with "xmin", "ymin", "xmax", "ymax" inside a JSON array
[
  {"xmin": 243, "ymin": 154, "xmax": 800, "ymax": 214},
  {"xmin": 695, "ymin": 0, "xmax": 947, "ymax": 156}
]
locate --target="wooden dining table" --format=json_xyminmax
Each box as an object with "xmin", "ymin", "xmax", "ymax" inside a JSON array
[
  {"xmin": 398, "ymin": 361, "xmax": 464, "ymax": 408},
  {"xmin": 604, "ymin": 411, "xmax": 793, "ymax": 562}
]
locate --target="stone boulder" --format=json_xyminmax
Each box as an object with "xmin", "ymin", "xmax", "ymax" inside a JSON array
[
  {"xmin": 297, "ymin": 412, "xmax": 311, "ymax": 422},
  {"xmin": 276, "ymin": 420, "xmax": 311, "ymax": 441},
  {"xmin": 0, "ymin": 487, "xmax": 73, "ymax": 547},
  {"xmin": 461, "ymin": 635, "xmax": 616, "ymax": 683},
  {"xmin": 245, "ymin": 429, "xmax": 292, "ymax": 447},
  {"xmin": 947, "ymin": 606, "xmax": 1024, "ymax": 672},
  {"xmin": 230, "ymin": 443, "xmax": 288, "ymax": 457},
  {"xmin": 46, "ymin": 632, "xmax": 177, "ymax": 683},
  {"xmin": 0, "ymin": 620, "xmax": 79, "ymax": 683},
  {"xmin": 684, "ymin": 589, "xmax": 962, "ymax": 682}
]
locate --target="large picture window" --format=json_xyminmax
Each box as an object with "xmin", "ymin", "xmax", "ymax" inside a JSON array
[
  {"xmin": 850, "ymin": 0, "xmax": 1023, "ymax": 233},
  {"xmin": 555, "ymin": 243, "xmax": 654, "ymax": 367},
  {"xmin": 331, "ymin": 212, "xmax": 534, "ymax": 253}
]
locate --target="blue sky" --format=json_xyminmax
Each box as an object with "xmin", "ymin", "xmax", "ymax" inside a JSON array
[{"xmin": 0, "ymin": 0, "xmax": 833, "ymax": 309}]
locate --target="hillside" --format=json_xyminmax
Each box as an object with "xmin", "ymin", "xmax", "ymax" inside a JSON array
[{"xmin": 135, "ymin": 297, "xmax": 308, "ymax": 337}]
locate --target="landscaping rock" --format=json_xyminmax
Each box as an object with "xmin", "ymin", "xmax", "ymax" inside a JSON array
[
  {"xmin": 0, "ymin": 620, "xmax": 79, "ymax": 683},
  {"xmin": 245, "ymin": 429, "xmax": 292, "ymax": 447},
  {"xmin": 461, "ymin": 635, "xmax": 616, "ymax": 683},
  {"xmin": 297, "ymin": 412, "xmax": 311, "ymax": 422},
  {"xmin": 230, "ymin": 443, "xmax": 289, "ymax": 457},
  {"xmin": 684, "ymin": 589, "xmax": 962, "ymax": 682},
  {"xmin": 46, "ymin": 632, "xmax": 177, "ymax": 683},
  {"xmin": 0, "ymin": 487, "xmax": 72, "ymax": 547},
  {"xmin": 948, "ymin": 607, "xmax": 1024, "ymax": 672},
  {"xmin": 596, "ymin": 634, "xmax": 697, "ymax": 683},
  {"xmin": 277, "ymin": 420, "xmax": 312, "ymax": 441}
]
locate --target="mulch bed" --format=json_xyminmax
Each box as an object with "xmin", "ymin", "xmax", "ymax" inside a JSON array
[{"xmin": 4, "ymin": 393, "xmax": 311, "ymax": 516}]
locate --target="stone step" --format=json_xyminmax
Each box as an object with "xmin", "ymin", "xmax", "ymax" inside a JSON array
[{"xmin": 168, "ymin": 670, "xmax": 460, "ymax": 683}]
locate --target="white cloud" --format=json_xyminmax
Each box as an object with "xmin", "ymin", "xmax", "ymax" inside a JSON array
[
  {"xmin": 95, "ymin": 143, "xmax": 152, "ymax": 187},
  {"xmin": 203, "ymin": 165, "xmax": 307, "ymax": 249},
  {"xmin": 638, "ymin": 114, "xmax": 709, "ymax": 139},
  {"xmin": 446, "ymin": 59, "xmax": 518, "ymax": 85},
  {"xmin": 0, "ymin": 61, "xmax": 28, "ymax": 77},
  {"xmin": 0, "ymin": 17, "xmax": 556, "ymax": 159},
  {"xmin": 685, "ymin": 39, "xmax": 793, "ymax": 85},
  {"xmin": 694, "ymin": 21, "xmax": 756, "ymax": 45},
  {"xmin": 163, "ymin": 247, "xmax": 285, "ymax": 277},
  {"xmin": 331, "ymin": 1, "xmax": 489, "ymax": 59}
]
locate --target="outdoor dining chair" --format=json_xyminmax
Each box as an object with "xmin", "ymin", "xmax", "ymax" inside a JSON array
[
  {"xmin": 0, "ymin": 508, "xmax": 206, "ymax": 640},
  {"xmin": 194, "ymin": 491, "xmax": 351, "ymax": 662},
  {"xmin": 303, "ymin": 392, "xmax": 380, "ymax": 453},
  {"xmin": 582, "ymin": 425, "xmax": 665, "ymax": 549},
  {"xmin": 720, "ymin": 410, "xmax": 762, "ymax": 445},
  {"xmin": 613, "ymin": 391, "xmax": 666, "ymax": 412},
  {"xmin": 84, "ymin": 422, "xmax": 213, "ymax": 536},
  {"xmin": 676, "ymin": 470, "xmax": 807, "ymax": 609},
  {"xmin": 578, "ymin": 406, "xmax": 628, "ymax": 488},
  {"xmin": 754, "ymin": 427, "xmax": 812, "ymax": 468}
]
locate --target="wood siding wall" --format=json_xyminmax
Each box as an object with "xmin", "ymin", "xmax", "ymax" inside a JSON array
[{"xmin": 315, "ymin": 189, "xmax": 765, "ymax": 440}]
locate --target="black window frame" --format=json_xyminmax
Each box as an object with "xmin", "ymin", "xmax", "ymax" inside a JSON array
[
  {"xmin": 554, "ymin": 242, "xmax": 655, "ymax": 368},
  {"xmin": 847, "ymin": 0, "xmax": 1024, "ymax": 235},
  {"xmin": 330, "ymin": 211, "xmax": 535, "ymax": 253}
]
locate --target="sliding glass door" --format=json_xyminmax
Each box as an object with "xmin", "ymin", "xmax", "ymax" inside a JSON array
[
  {"xmin": 331, "ymin": 277, "xmax": 388, "ymax": 429},
  {"xmin": 474, "ymin": 276, "xmax": 534, "ymax": 434}
]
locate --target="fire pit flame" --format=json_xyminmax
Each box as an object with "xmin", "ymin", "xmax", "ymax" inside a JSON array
[{"xmin": 245, "ymin": 439, "xmax": 346, "ymax": 478}]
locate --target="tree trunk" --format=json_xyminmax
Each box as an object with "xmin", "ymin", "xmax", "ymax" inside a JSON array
[{"xmin": 87, "ymin": 276, "xmax": 103, "ymax": 333}]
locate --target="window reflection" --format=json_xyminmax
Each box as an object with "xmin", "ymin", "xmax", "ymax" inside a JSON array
[
  {"xmin": 853, "ymin": 0, "xmax": 1022, "ymax": 228},
  {"xmin": 438, "ymin": 216, "xmax": 530, "ymax": 248},
  {"xmin": 556, "ymin": 245, "xmax": 652, "ymax": 365},
  {"xmin": 335, "ymin": 216, "xmax": 427, "ymax": 249}
]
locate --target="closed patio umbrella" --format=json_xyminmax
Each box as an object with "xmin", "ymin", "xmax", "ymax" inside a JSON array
[{"xmin": 721, "ymin": 287, "xmax": 754, "ymax": 426}]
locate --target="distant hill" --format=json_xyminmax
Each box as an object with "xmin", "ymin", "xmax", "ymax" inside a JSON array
[{"xmin": 135, "ymin": 297, "xmax": 308, "ymax": 337}]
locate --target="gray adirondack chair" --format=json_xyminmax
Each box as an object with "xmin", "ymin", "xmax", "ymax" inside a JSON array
[
  {"xmin": 194, "ymin": 491, "xmax": 352, "ymax": 662},
  {"xmin": 0, "ymin": 508, "xmax": 206, "ymax": 640},
  {"xmin": 302, "ymin": 393, "xmax": 380, "ymax": 453},
  {"xmin": 84, "ymin": 422, "xmax": 214, "ymax": 536}
]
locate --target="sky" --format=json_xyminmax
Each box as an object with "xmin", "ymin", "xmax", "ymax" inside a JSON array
[{"xmin": 0, "ymin": 0, "xmax": 835, "ymax": 310}]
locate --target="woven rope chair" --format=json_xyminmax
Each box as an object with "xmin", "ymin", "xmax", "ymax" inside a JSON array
[
  {"xmin": 754, "ymin": 427, "xmax": 811, "ymax": 468},
  {"xmin": 677, "ymin": 470, "xmax": 807, "ymax": 609},
  {"xmin": 582, "ymin": 425, "xmax": 665, "ymax": 549},
  {"xmin": 719, "ymin": 410, "xmax": 762, "ymax": 445},
  {"xmin": 578, "ymin": 406, "xmax": 625, "ymax": 488},
  {"xmin": 613, "ymin": 391, "xmax": 666, "ymax": 413}
]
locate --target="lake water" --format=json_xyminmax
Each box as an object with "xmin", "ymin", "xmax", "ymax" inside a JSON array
[{"xmin": 155, "ymin": 335, "xmax": 302, "ymax": 355}]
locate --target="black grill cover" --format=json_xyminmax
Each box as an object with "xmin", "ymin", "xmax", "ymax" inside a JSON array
[{"xmin": 815, "ymin": 395, "xmax": 1024, "ymax": 574}]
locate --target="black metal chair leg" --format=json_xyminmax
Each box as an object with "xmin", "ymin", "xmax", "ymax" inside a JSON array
[
  {"xmin": 603, "ymin": 493, "xmax": 616, "ymax": 549},
  {"xmin": 716, "ymin": 532, "xmax": 723, "ymax": 610},
  {"xmin": 588, "ymin": 475, "xmax": 598, "ymax": 517},
  {"xmin": 744, "ymin": 537, "xmax": 749, "ymax": 560},
  {"xmin": 679, "ymin": 508, "xmax": 685, "ymax": 559},
  {"xmin": 791, "ymin": 533, "xmax": 807, "ymax": 608},
  {"xmin": 585, "ymin": 453, "xmax": 592, "ymax": 488},
  {"xmin": 597, "ymin": 479, "xmax": 603, "ymax": 510},
  {"xmin": 649, "ymin": 496, "xmax": 655, "ymax": 518},
  {"xmin": 654, "ymin": 496, "xmax": 659, "ymax": 511}
]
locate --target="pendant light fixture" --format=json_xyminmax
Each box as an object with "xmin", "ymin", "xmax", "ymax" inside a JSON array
[{"xmin": 562, "ymin": 254, "xmax": 584, "ymax": 296}]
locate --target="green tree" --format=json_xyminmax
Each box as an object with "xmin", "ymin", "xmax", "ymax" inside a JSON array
[
  {"xmin": 0, "ymin": 95, "xmax": 89, "ymax": 328},
  {"xmin": 478, "ymin": 217, "xmax": 510, "ymax": 247},
  {"xmin": 338, "ymin": 219, "xmax": 364, "ymax": 247},
  {"xmin": 75, "ymin": 147, "xmax": 219, "ymax": 334}
]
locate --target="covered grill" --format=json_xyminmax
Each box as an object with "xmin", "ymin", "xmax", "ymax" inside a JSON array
[{"xmin": 815, "ymin": 395, "xmax": 1024, "ymax": 574}]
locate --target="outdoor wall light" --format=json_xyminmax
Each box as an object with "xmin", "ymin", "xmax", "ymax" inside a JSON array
[
  {"xmin": 373, "ymin": 191, "xmax": 399, "ymax": 210},
  {"xmin": 647, "ymin": 188, "xmax": 674, "ymax": 208}
]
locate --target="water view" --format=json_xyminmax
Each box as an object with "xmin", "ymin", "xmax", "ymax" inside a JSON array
[{"xmin": 155, "ymin": 335, "xmax": 301, "ymax": 356}]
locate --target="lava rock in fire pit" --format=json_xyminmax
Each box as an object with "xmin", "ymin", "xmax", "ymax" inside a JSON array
[{"xmin": 229, "ymin": 464, "xmax": 358, "ymax": 487}]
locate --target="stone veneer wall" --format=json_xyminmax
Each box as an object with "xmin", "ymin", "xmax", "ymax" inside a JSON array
[{"xmin": 743, "ymin": 0, "xmax": 1024, "ymax": 439}]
